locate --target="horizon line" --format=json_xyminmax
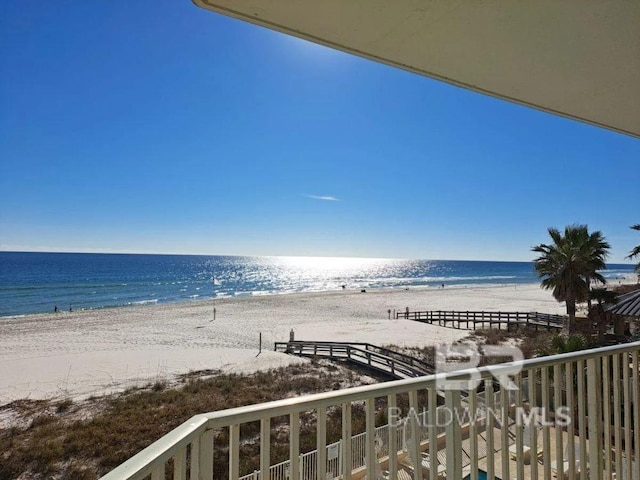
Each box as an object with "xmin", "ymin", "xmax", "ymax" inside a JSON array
[{"xmin": 0, "ymin": 249, "xmax": 636, "ymax": 266}]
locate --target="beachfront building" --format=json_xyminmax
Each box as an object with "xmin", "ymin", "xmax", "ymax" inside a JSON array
[
  {"xmin": 100, "ymin": 2, "xmax": 639, "ymax": 479},
  {"xmin": 607, "ymin": 290, "xmax": 640, "ymax": 338}
]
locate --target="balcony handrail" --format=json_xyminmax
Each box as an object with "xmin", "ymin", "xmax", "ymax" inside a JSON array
[
  {"xmin": 100, "ymin": 340, "xmax": 640, "ymax": 480},
  {"xmin": 101, "ymin": 415, "xmax": 209, "ymax": 480},
  {"xmin": 203, "ymin": 341, "xmax": 639, "ymax": 427}
]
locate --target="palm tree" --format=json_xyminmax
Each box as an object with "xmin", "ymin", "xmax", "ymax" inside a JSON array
[
  {"xmin": 532, "ymin": 225, "xmax": 610, "ymax": 332},
  {"xmin": 580, "ymin": 228, "xmax": 611, "ymax": 311},
  {"xmin": 545, "ymin": 333, "xmax": 590, "ymax": 355},
  {"xmin": 589, "ymin": 287, "xmax": 617, "ymax": 344},
  {"xmin": 627, "ymin": 224, "xmax": 640, "ymax": 271}
]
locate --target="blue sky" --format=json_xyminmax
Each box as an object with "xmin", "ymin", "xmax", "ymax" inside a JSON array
[{"xmin": 1, "ymin": 1, "xmax": 638, "ymax": 262}]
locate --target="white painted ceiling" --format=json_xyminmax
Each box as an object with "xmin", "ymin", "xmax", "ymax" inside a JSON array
[{"xmin": 193, "ymin": 0, "xmax": 640, "ymax": 138}]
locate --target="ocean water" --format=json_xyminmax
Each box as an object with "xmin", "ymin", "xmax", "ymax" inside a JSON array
[{"xmin": 0, "ymin": 252, "xmax": 635, "ymax": 317}]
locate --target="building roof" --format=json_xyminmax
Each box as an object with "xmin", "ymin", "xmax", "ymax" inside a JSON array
[
  {"xmin": 606, "ymin": 289, "xmax": 640, "ymax": 317},
  {"xmin": 193, "ymin": 0, "xmax": 640, "ymax": 138}
]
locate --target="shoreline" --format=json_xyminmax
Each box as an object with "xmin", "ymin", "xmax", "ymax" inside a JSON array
[
  {"xmin": 0, "ymin": 281, "xmax": 533, "ymax": 319},
  {"xmin": 0, "ymin": 280, "xmax": 635, "ymax": 405},
  {"xmin": 1, "ymin": 283, "xmax": 566, "ymax": 331},
  {"xmin": 0, "ymin": 282, "xmax": 520, "ymax": 321},
  {"xmin": 2, "ymin": 269, "xmax": 636, "ymax": 320}
]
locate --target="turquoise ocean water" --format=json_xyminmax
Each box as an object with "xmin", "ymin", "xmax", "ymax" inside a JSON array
[{"xmin": 0, "ymin": 252, "xmax": 635, "ymax": 316}]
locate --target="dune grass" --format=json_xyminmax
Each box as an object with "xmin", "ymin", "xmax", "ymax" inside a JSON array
[
  {"xmin": 2, "ymin": 327, "xmax": 591, "ymax": 480},
  {"xmin": 0, "ymin": 361, "xmax": 377, "ymax": 480}
]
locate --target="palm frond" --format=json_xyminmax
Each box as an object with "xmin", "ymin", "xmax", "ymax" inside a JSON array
[
  {"xmin": 532, "ymin": 224, "xmax": 611, "ymax": 330},
  {"xmin": 628, "ymin": 223, "xmax": 640, "ymax": 270}
]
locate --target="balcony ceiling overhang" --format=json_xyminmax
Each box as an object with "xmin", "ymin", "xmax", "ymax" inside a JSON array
[{"xmin": 193, "ymin": 0, "xmax": 640, "ymax": 138}]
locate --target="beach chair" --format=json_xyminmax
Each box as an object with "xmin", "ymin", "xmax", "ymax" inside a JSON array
[
  {"xmin": 363, "ymin": 436, "xmax": 387, "ymax": 480},
  {"xmin": 381, "ymin": 468, "xmax": 413, "ymax": 480},
  {"xmin": 508, "ymin": 425, "xmax": 542, "ymax": 463},
  {"xmin": 550, "ymin": 442, "xmax": 581, "ymax": 478},
  {"xmin": 421, "ymin": 452, "xmax": 447, "ymax": 478},
  {"xmin": 400, "ymin": 433, "xmax": 446, "ymax": 479},
  {"xmin": 399, "ymin": 456, "xmax": 446, "ymax": 480}
]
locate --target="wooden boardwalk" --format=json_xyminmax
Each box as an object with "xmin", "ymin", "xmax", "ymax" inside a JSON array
[
  {"xmin": 274, "ymin": 341, "xmax": 434, "ymax": 380},
  {"xmin": 275, "ymin": 341, "xmax": 493, "ymax": 405},
  {"xmin": 396, "ymin": 310, "xmax": 565, "ymax": 331}
]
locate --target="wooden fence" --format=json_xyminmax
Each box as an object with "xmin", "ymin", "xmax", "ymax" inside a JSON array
[{"xmin": 395, "ymin": 310, "xmax": 566, "ymax": 331}]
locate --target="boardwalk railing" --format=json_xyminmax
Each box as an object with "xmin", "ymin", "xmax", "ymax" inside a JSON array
[
  {"xmin": 237, "ymin": 391, "xmax": 506, "ymax": 480},
  {"xmin": 101, "ymin": 341, "xmax": 640, "ymax": 480},
  {"xmin": 274, "ymin": 341, "xmax": 434, "ymax": 378},
  {"xmin": 397, "ymin": 309, "xmax": 566, "ymax": 330},
  {"xmin": 237, "ymin": 423, "xmax": 404, "ymax": 480}
]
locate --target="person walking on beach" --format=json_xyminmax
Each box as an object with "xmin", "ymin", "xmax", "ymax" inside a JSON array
[{"xmin": 54, "ymin": 305, "xmax": 58, "ymax": 313}]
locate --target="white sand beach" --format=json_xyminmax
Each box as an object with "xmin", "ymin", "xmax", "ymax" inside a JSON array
[{"xmin": 0, "ymin": 283, "xmax": 591, "ymax": 404}]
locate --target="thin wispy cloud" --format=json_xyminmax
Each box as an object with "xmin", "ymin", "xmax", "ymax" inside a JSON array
[{"xmin": 304, "ymin": 194, "xmax": 341, "ymax": 202}]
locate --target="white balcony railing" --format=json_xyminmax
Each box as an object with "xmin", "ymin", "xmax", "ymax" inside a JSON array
[{"xmin": 101, "ymin": 341, "xmax": 640, "ymax": 480}]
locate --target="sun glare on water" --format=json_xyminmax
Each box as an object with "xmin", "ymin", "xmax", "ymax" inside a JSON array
[{"xmin": 270, "ymin": 255, "xmax": 396, "ymax": 274}]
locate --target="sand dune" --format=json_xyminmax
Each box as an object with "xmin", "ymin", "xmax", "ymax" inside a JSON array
[{"xmin": 0, "ymin": 283, "xmax": 569, "ymax": 404}]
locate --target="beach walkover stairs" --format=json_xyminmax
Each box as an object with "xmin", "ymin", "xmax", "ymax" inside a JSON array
[
  {"xmin": 396, "ymin": 309, "xmax": 566, "ymax": 331},
  {"xmin": 274, "ymin": 341, "xmax": 434, "ymax": 380}
]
